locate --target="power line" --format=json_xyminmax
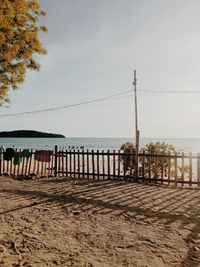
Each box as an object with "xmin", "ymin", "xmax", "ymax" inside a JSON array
[
  {"xmin": 0, "ymin": 89, "xmax": 132, "ymax": 118},
  {"xmin": 138, "ymin": 89, "xmax": 200, "ymax": 93},
  {"xmin": 2, "ymin": 86, "xmax": 199, "ymax": 118}
]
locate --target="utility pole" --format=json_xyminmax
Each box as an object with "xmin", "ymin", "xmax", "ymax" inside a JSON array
[{"xmin": 133, "ymin": 70, "xmax": 140, "ymax": 179}]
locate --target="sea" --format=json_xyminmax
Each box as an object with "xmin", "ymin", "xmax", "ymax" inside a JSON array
[{"xmin": 1, "ymin": 138, "xmax": 200, "ymax": 153}]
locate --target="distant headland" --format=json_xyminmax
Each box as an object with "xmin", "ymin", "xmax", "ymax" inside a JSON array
[{"xmin": 0, "ymin": 130, "xmax": 65, "ymax": 138}]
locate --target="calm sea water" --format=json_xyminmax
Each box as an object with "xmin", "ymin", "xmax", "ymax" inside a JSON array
[{"xmin": 1, "ymin": 138, "xmax": 200, "ymax": 153}]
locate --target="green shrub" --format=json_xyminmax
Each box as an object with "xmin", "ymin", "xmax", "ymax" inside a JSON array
[{"xmin": 120, "ymin": 141, "xmax": 187, "ymax": 179}]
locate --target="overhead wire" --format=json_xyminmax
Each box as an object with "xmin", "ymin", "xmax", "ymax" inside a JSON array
[
  {"xmin": 138, "ymin": 89, "xmax": 200, "ymax": 94},
  {"xmin": 1, "ymin": 87, "xmax": 200, "ymax": 118},
  {"xmin": 0, "ymin": 89, "xmax": 132, "ymax": 118}
]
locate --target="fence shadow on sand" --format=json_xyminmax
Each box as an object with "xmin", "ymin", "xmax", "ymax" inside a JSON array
[{"xmin": 0, "ymin": 177, "xmax": 199, "ymax": 266}]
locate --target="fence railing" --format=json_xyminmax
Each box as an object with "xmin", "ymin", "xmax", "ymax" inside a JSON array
[
  {"xmin": 1, "ymin": 146, "xmax": 200, "ymax": 187},
  {"xmin": 55, "ymin": 148, "xmax": 200, "ymax": 187},
  {"xmin": 0, "ymin": 149, "xmax": 54, "ymax": 178}
]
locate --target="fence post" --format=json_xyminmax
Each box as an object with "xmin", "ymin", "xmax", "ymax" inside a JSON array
[
  {"xmin": 175, "ymin": 152, "xmax": 177, "ymax": 187},
  {"xmin": 129, "ymin": 149, "xmax": 133, "ymax": 180},
  {"xmin": 198, "ymin": 153, "xmax": 200, "ymax": 187},
  {"xmin": 181, "ymin": 152, "xmax": 184, "ymax": 186},
  {"xmin": 92, "ymin": 150, "xmax": 95, "ymax": 179},
  {"xmin": 54, "ymin": 145, "xmax": 58, "ymax": 177},
  {"xmin": 168, "ymin": 153, "xmax": 171, "ymax": 185},
  {"xmin": 189, "ymin": 152, "xmax": 192, "ymax": 187},
  {"xmin": 107, "ymin": 150, "xmax": 110, "ymax": 179}
]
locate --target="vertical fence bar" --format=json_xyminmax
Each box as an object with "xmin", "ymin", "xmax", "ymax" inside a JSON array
[
  {"xmin": 5, "ymin": 160, "xmax": 8, "ymax": 175},
  {"xmin": 161, "ymin": 156, "xmax": 164, "ymax": 184},
  {"xmin": 189, "ymin": 152, "xmax": 192, "ymax": 187},
  {"xmin": 73, "ymin": 149, "xmax": 76, "ymax": 178},
  {"xmin": 44, "ymin": 160, "xmax": 47, "ymax": 177},
  {"xmin": 123, "ymin": 151, "xmax": 126, "ymax": 179},
  {"xmin": 50, "ymin": 150, "xmax": 54, "ymax": 176},
  {"xmin": 61, "ymin": 150, "xmax": 64, "ymax": 177},
  {"xmin": 198, "ymin": 153, "xmax": 200, "ymax": 187},
  {"xmin": 13, "ymin": 158, "xmax": 16, "ymax": 176},
  {"xmin": 41, "ymin": 160, "xmax": 44, "ymax": 177},
  {"xmin": 142, "ymin": 154, "xmax": 145, "ymax": 179},
  {"xmin": 0, "ymin": 158, "xmax": 2, "ymax": 175},
  {"xmin": 33, "ymin": 150, "xmax": 36, "ymax": 175},
  {"xmin": 54, "ymin": 145, "xmax": 58, "ymax": 177},
  {"xmin": 10, "ymin": 156, "xmax": 13, "ymax": 175},
  {"xmin": 87, "ymin": 150, "xmax": 89, "ymax": 178},
  {"xmin": 9, "ymin": 160, "xmax": 11, "ymax": 175},
  {"xmin": 47, "ymin": 154, "xmax": 51, "ymax": 176},
  {"xmin": 82, "ymin": 150, "xmax": 85, "ymax": 179},
  {"xmin": 175, "ymin": 152, "xmax": 178, "ymax": 187},
  {"xmin": 57, "ymin": 150, "xmax": 60, "ymax": 177},
  {"xmin": 129, "ymin": 150, "xmax": 133, "ymax": 180},
  {"xmin": 65, "ymin": 150, "xmax": 68, "ymax": 177},
  {"xmin": 13, "ymin": 149, "xmax": 17, "ymax": 175},
  {"xmin": 36, "ymin": 159, "xmax": 40, "ymax": 176},
  {"xmin": 2, "ymin": 157, "xmax": 4, "ymax": 175},
  {"xmin": 77, "ymin": 150, "xmax": 80, "ymax": 179},
  {"xmin": 6, "ymin": 159, "xmax": 9, "ymax": 174},
  {"xmin": 168, "ymin": 154, "xmax": 171, "ymax": 185},
  {"xmin": 118, "ymin": 150, "xmax": 121, "ymax": 179},
  {"xmin": 155, "ymin": 156, "xmax": 158, "ymax": 180},
  {"xmin": 69, "ymin": 150, "xmax": 72, "ymax": 177},
  {"xmin": 113, "ymin": 150, "xmax": 115, "ymax": 179},
  {"xmin": 107, "ymin": 150, "xmax": 110, "ymax": 179},
  {"xmin": 18, "ymin": 149, "xmax": 22, "ymax": 175},
  {"xmin": 24, "ymin": 157, "xmax": 29, "ymax": 176},
  {"xmin": 25, "ymin": 156, "xmax": 29, "ymax": 176},
  {"xmin": 10, "ymin": 160, "xmax": 12, "ymax": 175},
  {"xmin": 102, "ymin": 150, "xmax": 105, "ymax": 180},
  {"xmin": 148, "ymin": 155, "xmax": 151, "ymax": 179},
  {"xmin": 28, "ymin": 150, "xmax": 33, "ymax": 176},
  {"xmin": 181, "ymin": 152, "xmax": 184, "ymax": 186},
  {"xmin": 97, "ymin": 150, "xmax": 100, "ymax": 180},
  {"xmin": 58, "ymin": 150, "xmax": 61, "ymax": 177},
  {"xmin": 92, "ymin": 150, "xmax": 95, "ymax": 179}
]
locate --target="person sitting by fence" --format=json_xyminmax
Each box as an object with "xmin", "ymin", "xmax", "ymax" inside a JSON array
[{"xmin": 0, "ymin": 146, "xmax": 5, "ymax": 161}]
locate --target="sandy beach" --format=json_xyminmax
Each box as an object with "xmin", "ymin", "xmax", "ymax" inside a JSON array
[{"xmin": 0, "ymin": 176, "xmax": 199, "ymax": 267}]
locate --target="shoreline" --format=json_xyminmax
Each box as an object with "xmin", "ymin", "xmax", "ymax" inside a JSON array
[{"xmin": 1, "ymin": 137, "xmax": 200, "ymax": 152}]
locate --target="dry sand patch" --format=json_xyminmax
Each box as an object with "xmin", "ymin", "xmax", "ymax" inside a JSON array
[{"xmin": 0, "ymin": 176, "xmax": 199, "ymax": 267}]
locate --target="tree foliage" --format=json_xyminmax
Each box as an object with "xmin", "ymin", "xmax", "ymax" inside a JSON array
[
  {"xmin": 140, "ymin": 142, "xmax": 176, "ymax": 178},
  {"xmin": 121, "ymin": 141, "xmax": 176, "ymax": 155},
  {"xmin": 141, "ymin": 142, "xmax": 176, "ymax": 155},
  {"xmin": 120, "ymin": 141, "xmax": 188, "ymax": 178},
  {"xmin": 0, "ymin": 0, "xmax": 47, "ymax": 103},
  {"xmin": 120, "ymin": 142, "xmax": 137, "ymax": 174}
]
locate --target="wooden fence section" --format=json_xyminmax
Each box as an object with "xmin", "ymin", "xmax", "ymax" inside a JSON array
[
  {"xmin": 0, "ymin": 149, "xmax": 55, "ymax": 178},
  {"xmin": 0, "ymin": 146, "xmax": 200, "ymax": 187},
  {"xmin": 55, "ymin": 149, "xmax": 200, "ymax": 187}
]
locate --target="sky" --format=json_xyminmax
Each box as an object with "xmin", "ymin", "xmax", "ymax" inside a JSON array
[{"xmin": 2, "ymin": 0, "xmax": 200, "ymax": 138}]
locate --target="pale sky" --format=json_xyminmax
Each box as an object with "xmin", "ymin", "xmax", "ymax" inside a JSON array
[{"xmin": 1, "ymin": 0, "xmax": 200, "ymax": 138}]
